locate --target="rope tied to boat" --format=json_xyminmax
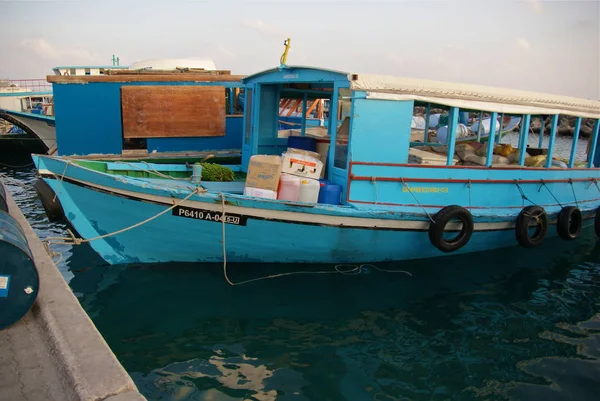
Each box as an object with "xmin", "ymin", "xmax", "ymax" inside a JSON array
[
  {"xmin": 371, "ymin": 177, "xmax": 379, "ymax": 204},
  {"xmin": 591, "ymin": 178, "xmax": 600, "ymax": 193},
  {"xmin": 52, "ymin": 159, "xmax": 73, "ymax": 202},
  {"xmin": 539, "ymin": 179, "xmax": 563, "ymax": 208},
  {"xmin": 514, "ymin": 180, "xmax": 533, "ymax": 207},
  {"xmin": 44, "ymin": 187, "xmax": 203, "ymax": 247},
  {"xmin": 218, "ymin": 191, "xmax": 412, "ymax": 286},
  {"xmin": 569, "ymin": 178, "xmax": 579, "ymax": 208},
  {"xmin": 400, "ymin": 177, "xmax": 435, "ymax": 223}
]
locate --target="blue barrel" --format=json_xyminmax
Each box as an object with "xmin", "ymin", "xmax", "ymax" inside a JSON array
[
  {"xmin": 318, "ymin": 182, "xmax": 342, "ymax": 205},
  {"xmin": 0, "ymin": 183, "xmax": 7, "ymax": 213},
  {"xmin": 0, "ymin": 209, "xmax": 39, "ymax": 330},
  {"xmin": 287, "ymin": 136, "xmax": 317, "ymax": 152}
]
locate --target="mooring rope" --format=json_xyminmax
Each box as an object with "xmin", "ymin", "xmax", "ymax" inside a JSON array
[
  {"xmin": 44, "ymin": 187, "xmax": 203, "ymax": 246},
  {"xmin": 540, "ymin": 180, "xmax": 563, "ymax": 208},
  {"xmin": 371, "ymin": 177, "xmax": 379, "ymax": 204},
  {"xmin": 218, "ymin": 191, "xmax": 412, "ymax": 286},
  {"xmin": 569, "ymin": 178, "xmax": 579, "ymax": 208},
  {"xmin": 400, "ymin": 177, "xmax": 435, "ymax": 223}
]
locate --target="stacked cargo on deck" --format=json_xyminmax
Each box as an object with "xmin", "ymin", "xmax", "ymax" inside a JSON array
[{"xmin": 243, "ymin": 136, "xmax": 341, "ymax": 205}]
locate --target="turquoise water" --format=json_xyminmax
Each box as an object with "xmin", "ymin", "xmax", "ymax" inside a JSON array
[{"xmin": 2, "ymin": 143, "xmax": 600, "ymax": 400}]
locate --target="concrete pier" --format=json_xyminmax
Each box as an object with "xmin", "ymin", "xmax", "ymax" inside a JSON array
[{"xmin": 0, "ymin": 188, "xmax": 146, "ymax": 401}]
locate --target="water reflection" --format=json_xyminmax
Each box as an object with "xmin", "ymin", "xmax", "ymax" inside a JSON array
[{"xmin": 59, "ymin": 230, "xmax": 600, "ymax": 400}]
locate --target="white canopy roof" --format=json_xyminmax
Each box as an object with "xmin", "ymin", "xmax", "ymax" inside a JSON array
[{"xmin": 349, "ymin": 74, "xmax": 600, "ymax": 118}]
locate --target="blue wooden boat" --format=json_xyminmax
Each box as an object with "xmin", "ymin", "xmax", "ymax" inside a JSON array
[{"xmin": 32, "ymin": 62, "xmax": 600, "ymax": 265}]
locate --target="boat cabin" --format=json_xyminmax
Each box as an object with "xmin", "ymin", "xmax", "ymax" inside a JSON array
[
  {"xmin": 46, "ymin": 69, "xmax": 246, "ymax": 158},
  {"xmin": 242, "ymin": 66, "xmax": 600, "ymax": 208}
]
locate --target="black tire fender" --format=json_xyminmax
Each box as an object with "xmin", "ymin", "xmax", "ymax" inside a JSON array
[
  {"xmin": 428, "ymin": 205, "xmax": 474, "ymax": 253},
  {"xmin": 33, "ymin": 178, "xmax": 65, "ymax": 222},
  {"xmin": 515, "ymin": 205, "xmax": 548, "ymax": 248},
  {"xmin": 557, "ymin": 206, "xmax": 582, "ymax": 240}
]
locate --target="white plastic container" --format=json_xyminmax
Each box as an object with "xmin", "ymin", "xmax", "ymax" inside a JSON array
[
  {"xmin": 243, "ymin": 187, "xmax": 277, "ymax": 199},
  {"xmin": 298, "ymin": 178, "xmax": 320, "ymax": 203},
  {"xmin": 277, "ymin": 173, "xmax": 301, "ymax": 202}
]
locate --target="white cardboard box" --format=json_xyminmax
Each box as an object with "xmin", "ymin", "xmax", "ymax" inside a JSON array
[
  {"xmin": 243, "ymin": 187, "xmax": 277, "ymax": 199},
  {"xmin": 281, "ymin": 151, "xmax": 324, "ymax": 180}
]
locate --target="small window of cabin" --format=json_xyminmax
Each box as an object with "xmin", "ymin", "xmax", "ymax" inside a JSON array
[
  {"xmin": 244, "ymin": 88, "xmax": 253, "ymax": 145},
  {"xmin": 69, "ymin": 68, "xmax": 76, "ymax": 75},
  {"xmin": 84, "ymin": 68, "xmax": 91, "ymax": 75},
  {"xmin": 225, "ymin": 88, "xmax": 244, "ymax": 116},
  {"xmin": 333, "ymin": 89, "xmax": 351, "ymax": 169}
]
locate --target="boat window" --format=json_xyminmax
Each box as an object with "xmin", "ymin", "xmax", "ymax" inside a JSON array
[
  {"xmin": 70, "ymin": 68, "xmax": 76, "ymax": 75},
  {"xmin": 333, "ymin": 91, "xmax": 351, "ymax": 169},
  {"xmin": 84, "ymin": 68, "xmax": 91, "ymax": 75},
  {"xmin": 225, "ymin": 88, "xmax": 244, "ymax": 116},
  {"xmin": 244, "ymin": 88, "xmax": 253, "ymax": 145}
]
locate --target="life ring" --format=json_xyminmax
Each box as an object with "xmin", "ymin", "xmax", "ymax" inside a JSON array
[
  {"xmin": 557, "ymin": 206, "xmax": 582, "ymax": 240},
  {"xmin": 428, "ymin": 205, "xmax": 474, "ymax": 253},
  {"xmin": 515, "ymin": 205, "xmax": 548, "ymax": 248},
  {"xmin": 594, "ymin": 207, "xmax": 600, "ymax": 238}
]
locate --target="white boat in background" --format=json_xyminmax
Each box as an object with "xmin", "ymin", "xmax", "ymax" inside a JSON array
[{"xmin": 128, "ymin": 58, "xmax": 217, "ymax": 71}]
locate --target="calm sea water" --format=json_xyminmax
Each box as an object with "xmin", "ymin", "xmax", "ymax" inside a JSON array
[{"xmin": 2, "ymin": 136, "xmax": 600, "ymax": 401}]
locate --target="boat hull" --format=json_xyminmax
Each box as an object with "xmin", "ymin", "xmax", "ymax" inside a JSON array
[
  {"xmin": 40, "ymin": 175, "xmax": 590, "ymax": 265},
  {"xmin": 33, "ymin": 154, "xmax": 600, "ymax": 266},
  {"xmin": 0, "ymin": 111, "xmax": 56, "ymax": 155}
]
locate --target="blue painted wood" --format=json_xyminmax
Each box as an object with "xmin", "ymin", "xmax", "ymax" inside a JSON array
[
  {"xmin": 242, "ymin": 87, "xmax": 254, "ymax": 171},
  {"xmin": 445, "ymin": 108, "xmax": 459, "ymax": 166},
  {"xmin": 568, "ymin": 117, "xmax": 582, "ymax": 168},
  {"xmin": 350, "ymin": 98, "xmax": 414, "ymax": 164},
  {"xmin": 545, "ymin": 115, "xmax": 559, "ymax": 168},
  {"xmin": 485, "ymin": 112, "xmax": 498, "ymax": 167},
  {"xmin": 590, "ymin": 119, "xmax": 600, "ymax": 168},
  {"xmin": 53, "ymin": 82, "xmax": 123, "ymax": 155},
  {"xmin": 518, "ymin": 114, "xmax": 531, "ymax": 166},
  {"xmin": 242, "ymin": 67, "xmax": 349, "ymax": 86},
  {"xmin": 106, "ymin": 162, "xmax": 190, "ymax": 172}
]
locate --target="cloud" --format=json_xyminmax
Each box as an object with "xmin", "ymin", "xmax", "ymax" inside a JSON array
[
  {"xmin": 19, "ymin": 38, "xmax": 97, "ymax": 61},
  {"xmin": 241, "ymin": 19, "xmax": 286, "ymax": 38},
  {"xmin": 517, "ymin": 38, "xmax": 531, "ymax": 49},
  {"xmin": 525, "ymin": 0, "xmax": 543, "ymax": 14}
]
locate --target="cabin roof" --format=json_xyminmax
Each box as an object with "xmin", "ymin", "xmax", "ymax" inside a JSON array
[
  {"xmin": 350, "ymin": 74, "xmax": 600, "ymax": 118},
  {"xmin": 241, "ymin": 66, "xmax": 349, "ymax": 83},
  {"xmin": 245, "ymin": 65, "xmax": 600, "ymax": 118}
]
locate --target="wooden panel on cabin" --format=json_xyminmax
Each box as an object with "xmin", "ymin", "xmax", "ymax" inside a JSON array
[{"xmin": 121, "ymin": 86, "xmax": 226, "ymax": 138}]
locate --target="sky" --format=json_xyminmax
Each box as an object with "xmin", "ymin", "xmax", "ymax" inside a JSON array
[{"xmin": 1, "ymin": 0, "xmax": 599, "ymax": 100}]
